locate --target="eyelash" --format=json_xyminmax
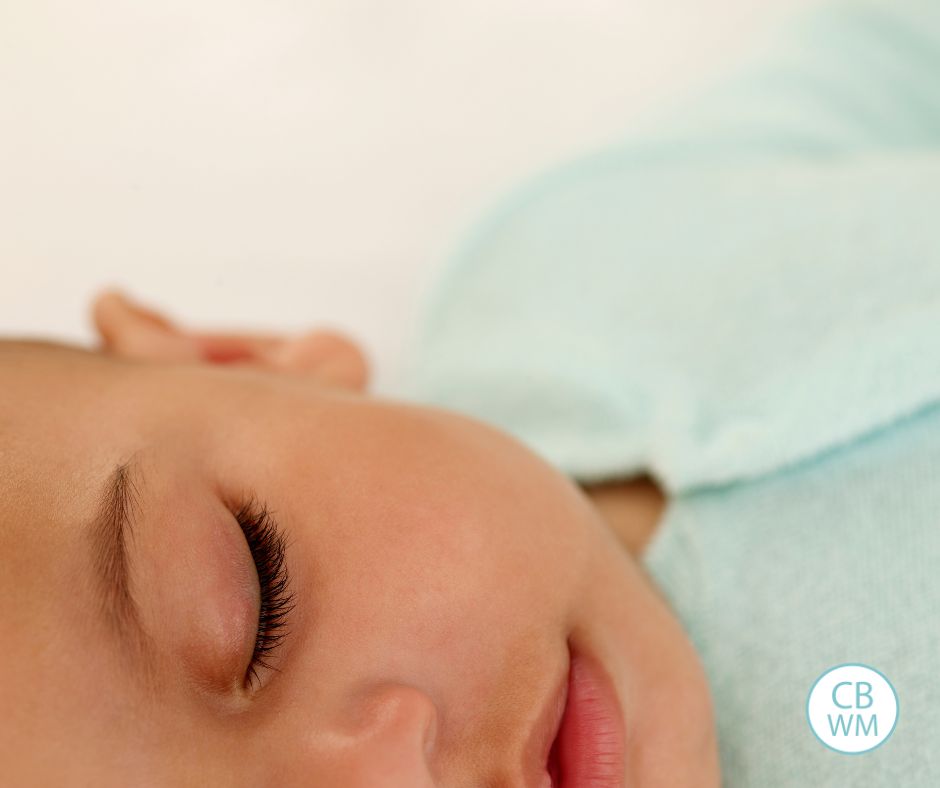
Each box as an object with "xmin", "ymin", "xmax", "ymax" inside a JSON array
[{"xmin": 233, "ymin": 497, "xmax": 295, "ymax": 690}]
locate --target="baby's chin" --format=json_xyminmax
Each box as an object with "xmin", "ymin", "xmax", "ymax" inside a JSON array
[{"xmin": 562, "ymin": 511, "xmax": 719, "ymax": 786}]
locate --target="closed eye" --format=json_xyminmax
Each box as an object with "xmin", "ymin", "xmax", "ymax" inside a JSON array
[{"xmin": 232, "ymin": 497, "xmax": 296, "ymax": 690}]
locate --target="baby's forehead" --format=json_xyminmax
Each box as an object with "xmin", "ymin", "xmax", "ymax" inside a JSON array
[
  {"xmin": 0, "ymin": 527, "xmax": 161, "ymax": 784},
  {"xmin": 0, "ymin": 341, "xmax": 110, "ymax": 448},
  {"xmin": 1, "ymin": 337, "xmax": 91, "ymax": 356},
  {"xmin": 0, "ymin": 338, "xmax": 112, "ymax": 380}
]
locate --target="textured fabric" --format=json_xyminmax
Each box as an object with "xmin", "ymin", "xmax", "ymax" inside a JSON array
[
  {"xmin": 644, "ymin": 404, "xmax": 940, "ymax": 784},
  {"xmin": 399, "ymin": 1, "xmax": 940, "ymax": 784}
]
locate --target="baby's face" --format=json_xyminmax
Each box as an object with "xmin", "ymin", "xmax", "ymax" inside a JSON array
[{"xmin": 0, "ymin": 340, "xmax": 717, "ymax": 786}]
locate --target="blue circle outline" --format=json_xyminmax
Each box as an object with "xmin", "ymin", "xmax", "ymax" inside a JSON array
[{"xmin": 805, "ymin": 662, "xmax": 900, "ymax": 755}]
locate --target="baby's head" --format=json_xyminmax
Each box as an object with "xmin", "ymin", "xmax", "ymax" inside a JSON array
[{"xmin": 0, "ymin": 292, "xmax": 718, "ymax": 786}]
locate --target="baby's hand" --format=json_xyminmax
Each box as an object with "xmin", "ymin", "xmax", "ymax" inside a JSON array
[{"xmin": 90, "ymin": 289, "xmax": 370, "ymax": 392}]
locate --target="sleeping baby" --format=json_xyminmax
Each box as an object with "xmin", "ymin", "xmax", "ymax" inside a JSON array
[
  {"xmin": 3, "ymin": 0, "xmax": 940, "ymax": 785},
  {"xmin": 0, "ymin": 293, "xmax": 716, "ymax": 786}
]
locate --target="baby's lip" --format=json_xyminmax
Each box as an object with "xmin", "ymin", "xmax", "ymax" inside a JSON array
[{"xmin": 547, "ymin": 641, "xmax": 627, "ymax": 787}]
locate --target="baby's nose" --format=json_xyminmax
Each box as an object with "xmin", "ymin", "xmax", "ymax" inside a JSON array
[{"xmin": 333, "ymin": 682, "xmax": 439, "ymax": 787}]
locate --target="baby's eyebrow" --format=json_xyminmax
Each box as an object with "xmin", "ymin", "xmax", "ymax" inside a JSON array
[{"xmin": 88, "ymin": 456, "xmax": 149, "ymax": 658}]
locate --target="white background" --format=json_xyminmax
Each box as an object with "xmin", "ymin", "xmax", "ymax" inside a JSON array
[{"xmin": 1, "ymin": 0, "xmax": 819, "ymax": 395}]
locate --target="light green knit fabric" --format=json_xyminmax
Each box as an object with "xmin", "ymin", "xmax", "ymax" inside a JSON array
[
  {"xmin": 400, "ymin": 1, "xmax": 940, "ymax": 784},
  {"xmin": 644, "ymin": 403, "xmax": 940, "ymax": 784}
]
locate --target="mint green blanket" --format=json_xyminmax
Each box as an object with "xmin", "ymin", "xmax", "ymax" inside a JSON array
[{"xmin": 401, "ymin": 1, "xmax": 940, "ymax": 784}]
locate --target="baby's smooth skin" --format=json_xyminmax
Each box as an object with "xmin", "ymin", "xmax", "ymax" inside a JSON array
[{"xmin": 0, "ymin": 292, "xmax": 718, "ymax": 787}]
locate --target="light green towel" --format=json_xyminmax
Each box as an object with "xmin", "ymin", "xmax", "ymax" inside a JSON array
[{"xmin": 400, "ymin": 1, "xmax": 940, "ymax": 784}]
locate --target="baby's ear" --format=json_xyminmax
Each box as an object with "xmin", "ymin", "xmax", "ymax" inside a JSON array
[
  {"xmin": 268, "ymin": 330, "xmax": 371, "ymax": 392},
  {"xmin": 92, "ymin": 289, "xmax": 199, "ymax": 362},
  {"xmin": 90, "ymin": 289, "xmax": 371, "ymax": 393}
]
